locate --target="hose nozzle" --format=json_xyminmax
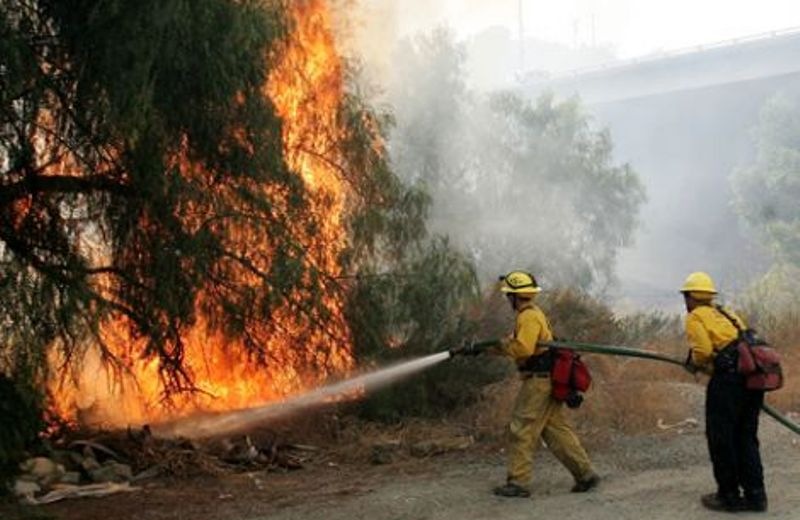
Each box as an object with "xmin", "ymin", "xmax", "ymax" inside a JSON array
[{"xmin": 448, "ymin": 338, "xmax": 501, "ymax": 358}]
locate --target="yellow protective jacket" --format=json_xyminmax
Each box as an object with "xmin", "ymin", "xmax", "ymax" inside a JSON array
[
  {"xmin": 501, "ymin": 304, "xmax": 553, "ymax": 365},
  {"xmin": 685, "ymin": 305, "xmax": 746, "ymax": 369}
]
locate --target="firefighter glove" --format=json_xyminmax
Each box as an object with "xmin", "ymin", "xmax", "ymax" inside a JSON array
[{"xmin": 683, "ymin": 350, "xmax": 698, "ymax": 374}]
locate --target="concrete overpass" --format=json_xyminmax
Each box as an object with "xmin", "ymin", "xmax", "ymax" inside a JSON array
[
  {"xmin": 525, "ymin": 27, "xmax": 800, "ymax": 105},
  {"xmin": 522, "ymin": 29, "xmax": 800, "ymax": 309}
]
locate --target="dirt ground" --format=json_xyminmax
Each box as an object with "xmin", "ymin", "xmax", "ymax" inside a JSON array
[{"xmin": 3, "ymin": 412, "xmax": 799, "ymax": 520}]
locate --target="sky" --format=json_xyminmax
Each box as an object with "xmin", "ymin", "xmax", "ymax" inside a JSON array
[{"xmin": 383, "ymin": 0, "xmax": 800, "ymax": 59}]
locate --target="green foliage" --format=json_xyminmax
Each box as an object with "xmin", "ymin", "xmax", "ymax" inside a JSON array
[
  {"xmin": 330, "ymin": 61, "xmax": 507, "ymax": 421},
  {"xmin": 0, "ymin": 0, "xmax": 299, "ymax": 390},
  {"xmin": 733, "ymin": 92, "xmax": 800, "ymax": 266},
  {"xmin": 472, "ymin": 286, "xmax": 679, "ymax": 347},
  {"xmin": 346, "ymin": 237, "xmax": 507, "ymax": 421},
  {"xmin": 0, "ymin": 376, "xmax": 43, "ymax": 492},
  {"xmin": 347, "ymin": 238, "xmax": 477, "ymax": 360},
  {"xmin": 351, "ymin": 280, "xmax": 681, "ymax": 422},
  {"xmin": 387, "ymin": 28, "xmax": 469, "ymax": 192},
  {"xmin": 343, "ymin": 227, "xmax": 485, "ymax": 422},
  {"xmin": 615, "ymin": 311, "xmax": 681, "ymax": 347},
  {"xmin": 478, "ymin": 93, "xmax": 644, "ymax": 290},
  {"xmin": 387, "ymin": 29, "xmax": 644, "ymax": 292},
  {"xmin": 1, "ymin": 0, "xmax": 499, "ymax": 425},
  {"xmin": 540, "ymin": 288, "xmax": 678, "ymax": 346},
  {"xmin": 0, "ymin": 2, "xmax": 647, "ymax": 429},
  {"xmin": 355, "ymin": 357, "xmax": 509, "ymax": 423},
  {"xmin": 732, "ymin": 92, "xmax": 800, "ymax": 333},
  {"xmin": 541, "ymin": 288, "xmax": 623, "ymax": 342}
]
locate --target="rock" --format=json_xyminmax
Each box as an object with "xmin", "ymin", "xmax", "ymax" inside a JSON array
[
  {"xmin": 284, "ymin": 444, "xmax": 319, "ymax": 452},
  {"xmin": 19, "ymin": 457, "xmax": 65, "ymax": 486},
  {"xmin": 81, "ymin": 456, "xmax": 101, "ymax": 472},
  {"xmin": 60, "ymin": 471, "xmax": 81, "ymax": 485},
  {"xmin": 68, "ymin": 451, "xmax": 85, "ymax": 468},
  {"xmin": 13, "ymin": 479, "xmax": 41, "ymax": 498},
  {"xmin": 89, "ymin": 462, "xmax": 133, "ymax": 483},
  {"xmin": 50, "ymin": 450, "xmax": 80, "ymax": 471},
  {"xmin": 371, "ymin": 442, "xmax": 401, "ymax": 465},
  {"xmin": 130, "ymin": 466, "xmax": 161, "ymax": 482},
  {"xmin": 275, "ymin": 452, "xmax": 303, "ymax": 470},
  {"xmin": 69, "ymin": 440, "xmax": 123, "ymax": 463},
  {"xmin": 19, "ymin": 457, "xmax": 54, "ymax": 476},
  {"xmin": 409, "ymin": 441, "xmax": 437, "ymax": 458},
  {"xmin": 82, "ymin": 444, "xmax": 96, "ymax": 460},
  {"xmin": 409, "ymin": 436, "xmax": 473, "ymax": 458},
  {"xmin": 222, "ymin": 436, "xmax": 259, "ymax": 463},
  {"xmin": 127, "ymin": 424, "xmax": 154, "ymax": 444}
]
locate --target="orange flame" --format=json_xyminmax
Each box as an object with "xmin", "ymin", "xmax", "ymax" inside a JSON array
[{"xmin": 49, "ymin": 0, "xmax": 356, "ymax": 428}]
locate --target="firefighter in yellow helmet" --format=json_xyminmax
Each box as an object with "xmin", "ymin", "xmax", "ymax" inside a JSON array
[
  {"xmin": 681, "ymin": 272, "xmax": 767, "ymax": 512},
  {"xmin": 489, "ymin": 271, "xmax": 598, "ymax": 498}
]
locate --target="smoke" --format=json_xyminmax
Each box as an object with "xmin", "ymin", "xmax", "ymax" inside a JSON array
[
  {"xmin": 336, "ymin": 1, "xmax": 479, "ymax": 89},
  {"xmin": 342, "ymin": 1, "xmax": 614, "ymax": 91},
  {"xmin": 339, "ymin": 2, "xmax": 799, "ymax": 311},
  {"xmin": 342, "ymin": 16, "xmax": 641, "ymax": 294}
]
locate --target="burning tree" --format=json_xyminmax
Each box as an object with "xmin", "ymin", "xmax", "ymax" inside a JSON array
[{"xmin": 0, "ymin": 0, "xmax": 473, "ymax": 427}]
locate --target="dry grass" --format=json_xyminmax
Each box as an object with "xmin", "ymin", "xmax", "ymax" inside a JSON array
[
  {"xmin": 118, "ymin": 300, "xmax": 800, "ymax": 468},
  {"xmin": 199, "ymin": 299, "xmax": 800, "ymax": 459},
  {"xmin": 458, "ymin": 368, "xmax": 702, "ymax": 449},
  {"xmin": 766, "ymin": 328, "xmax": 800, "ymax": 412},
  {"xmin": 458, "ymin": 328, "xmax": 800, "ymax": 449}
]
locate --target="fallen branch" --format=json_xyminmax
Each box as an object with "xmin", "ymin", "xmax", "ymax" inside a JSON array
[{"xmin": 24, "ymin": 482, "xmax": 140, "ymax": 505}]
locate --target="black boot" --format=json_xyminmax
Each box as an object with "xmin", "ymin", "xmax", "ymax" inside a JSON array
[
  {"xmin": 743, "ymin": 490, "xmax": 768, "ymax": 512},
  {"xmin": 493, "ymin": 482, "xmax": 531, "ymax": 498},
  {"xmin": 571, "ymin": 473, "xmax": 600, "ymax": 493},
  {"xmin": 701, "ymin": 492, "xmax": 743, "ymax": 512}
]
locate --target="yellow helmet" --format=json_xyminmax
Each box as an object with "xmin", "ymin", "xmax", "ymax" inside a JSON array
[
  {"xmin": 680, "ymin": 272, "xmax": 717, "ymax": 295},
  {"xmin": 499, "ymin": 271, "xmax": 542, "ymax": 296}
]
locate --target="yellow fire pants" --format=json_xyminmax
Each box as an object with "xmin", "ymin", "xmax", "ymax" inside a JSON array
[{"xmin": 507, "ymin": 375, "xmax": 593, "ymax": 487}]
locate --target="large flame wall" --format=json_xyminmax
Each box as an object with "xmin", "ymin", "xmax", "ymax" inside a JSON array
[{"xmin": 50, "ymin": 0, "xmax": 355, "ymax": 427}]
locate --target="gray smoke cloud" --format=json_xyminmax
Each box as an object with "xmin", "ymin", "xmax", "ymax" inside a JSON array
[{"xmin": 339, "ymin": 2, "xmax": 797, "ymax": 311}]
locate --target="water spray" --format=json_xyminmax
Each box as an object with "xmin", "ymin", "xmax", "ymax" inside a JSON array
[
  {"xmin": 155, "ymin": 339, "xmax": 497, "ymax": 439},
  {"xmin": 154, "ymin": 351, "xmax": 451, "ymax": 439}
]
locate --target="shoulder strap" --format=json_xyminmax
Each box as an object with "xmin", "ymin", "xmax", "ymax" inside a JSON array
[{"xmin": 715, "ymin": 304, "xmax": 742, "ymax": 332}]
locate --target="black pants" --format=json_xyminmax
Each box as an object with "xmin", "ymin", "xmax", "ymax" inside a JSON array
[{"xmin": 705, "ymin": 372, "xmax": 765, "ymax": 500}]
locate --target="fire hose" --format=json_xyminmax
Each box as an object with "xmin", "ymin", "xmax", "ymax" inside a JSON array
[{"xmin": 450, "ymin": 339, "xmax": 800, "ymax": 436}]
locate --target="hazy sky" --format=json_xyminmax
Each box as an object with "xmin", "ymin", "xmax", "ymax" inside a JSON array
[{"xmin": 386, "ymin": 0, "xmax": 800, "ymax": 59}]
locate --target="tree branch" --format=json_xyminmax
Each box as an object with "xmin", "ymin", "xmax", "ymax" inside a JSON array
[{"xmin": 0, "ymin": 174, "xmax": 130, "ymax": 205}]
